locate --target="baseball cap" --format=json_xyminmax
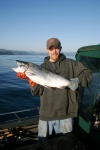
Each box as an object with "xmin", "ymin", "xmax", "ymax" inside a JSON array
[{"xmin": 46, "ymin": 38, "xmax": 61, "ymax": 49}]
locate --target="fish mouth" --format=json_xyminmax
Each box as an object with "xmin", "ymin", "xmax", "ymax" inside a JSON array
[{"xmin": 16, "ymin": 60, "xmax": 29, "ymax": 72}]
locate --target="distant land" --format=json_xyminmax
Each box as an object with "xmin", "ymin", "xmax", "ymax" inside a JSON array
[
  {"xmin": 0, "ymin": 49, "xmax": 76, "ymax": 56},
  {"xmin": 0, "ymin": 49, "xmax": 38, "ymax": 55}
]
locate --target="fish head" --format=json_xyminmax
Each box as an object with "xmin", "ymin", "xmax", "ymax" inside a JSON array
[
  {"xmin": 25, "ymin": 63, "xmax": 46, "ymax": 82},
  {"xmin": 12, "ymin": 60, "xmax": 29, "ymax": 73},
  {"xmin": 26, "ymin": 62, "xmax": 41, "ymax": 73}
]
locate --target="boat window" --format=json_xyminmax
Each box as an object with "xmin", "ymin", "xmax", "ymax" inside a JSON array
[
  {"xmin": 79, "ymin": 56, "xmax": 100, "ymax": 72},
  {"xmin": 92, "ymin": 75, "xmax": 100, "ymax": 130},
  {"xmin": 78, "ymin": 56, "xmax": 100, "ymax": 122}
]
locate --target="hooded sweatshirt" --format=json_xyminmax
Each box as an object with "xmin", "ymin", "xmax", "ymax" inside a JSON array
[{"xmin": 30, "ymin": 54, "xmax": 92, "ymax": 121}]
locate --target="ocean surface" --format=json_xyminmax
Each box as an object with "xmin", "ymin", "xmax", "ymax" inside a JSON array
[{"xmin": 0, "ymin": 53, "xmax": 75, "ymax": 114}]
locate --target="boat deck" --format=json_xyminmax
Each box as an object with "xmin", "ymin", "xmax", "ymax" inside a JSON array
[
  {"xmin": 0, "ymin": 108, "xmax": 96, "ymax": 150},
  {"xmin": 0, "ymin": 129, "xmax": 87, "ymax": 150},
  {"xmin": 0, "ymin": 116, "xmax": 88, "ymax": 150}
]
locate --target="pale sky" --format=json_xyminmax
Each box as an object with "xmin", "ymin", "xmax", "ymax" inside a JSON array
[{"xmin": 0, "ymin": 0, "xmax": 100, "ymax": 52}]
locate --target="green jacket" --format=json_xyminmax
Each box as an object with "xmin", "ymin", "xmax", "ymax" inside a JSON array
[{"xmin": 30, "ymin": 54, "xmax": 92, "ymax": 121}]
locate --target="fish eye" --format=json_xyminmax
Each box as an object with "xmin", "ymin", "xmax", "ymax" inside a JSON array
[
  {"xmin": 38, "ymin": 66, "xmax": 42, "ymax": 70},
  {"xmin": 20, "ymin": 65, "xmax": 25, "ymax": 67}
]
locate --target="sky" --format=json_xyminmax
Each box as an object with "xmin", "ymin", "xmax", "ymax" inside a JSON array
[{"xmin": 0, "ymin": 0, "xmax": 100, "ymax": 53}]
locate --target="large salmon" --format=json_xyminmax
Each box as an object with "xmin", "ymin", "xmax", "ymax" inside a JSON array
[{"xmin": 12, "ymin": 60, "xmax": 71, "ymax": 89}]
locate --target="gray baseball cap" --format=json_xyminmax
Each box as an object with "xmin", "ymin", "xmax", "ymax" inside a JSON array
[{"xmin": 46, "ymin": 38, "xmax": 61, "ymax": 49}]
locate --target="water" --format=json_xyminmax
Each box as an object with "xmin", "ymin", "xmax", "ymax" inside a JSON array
[{"xmin": 0, "ymin": 53, "xmax": 75, "ymax": 114}]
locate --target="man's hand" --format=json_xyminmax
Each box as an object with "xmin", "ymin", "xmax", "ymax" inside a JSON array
[
  {"xmin": 17, "ymin": 72, "xmax": 36, "ymax": 86},
  {"xmin": 68, "ymin": 78, "xmax": 79, "ymax": 91},
  {"xmin": 17, "ymin": 72, "xmax": 27, "ymax": 79}
]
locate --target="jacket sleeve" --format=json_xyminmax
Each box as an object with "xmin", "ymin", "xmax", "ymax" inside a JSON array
[
  {"xmin": 74, "ymin": 61, "xmax": 92, "ymax": 87},
  {"xmin": 30, "ymin": 84, "xmax": 44, "ymax": 96}
]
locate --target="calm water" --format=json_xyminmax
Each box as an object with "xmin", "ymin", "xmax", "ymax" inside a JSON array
[{"xmin": 0, "ymin": 53, "xmax": 75, "ymax": 114}]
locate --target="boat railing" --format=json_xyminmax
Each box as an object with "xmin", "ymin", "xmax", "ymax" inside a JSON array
[{"xmin": 0, "ymin": 107, "xmax": 39, "ymax": 129}]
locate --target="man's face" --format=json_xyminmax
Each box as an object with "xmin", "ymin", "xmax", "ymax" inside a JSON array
[{"xmin": 46, "ymin": 46, "xmax": 61, "ymax": 62}]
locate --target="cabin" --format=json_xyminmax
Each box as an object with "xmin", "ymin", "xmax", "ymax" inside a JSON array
[{"xmin": 75, "ymin": 44, "xmax": 100, "ymax": 147}]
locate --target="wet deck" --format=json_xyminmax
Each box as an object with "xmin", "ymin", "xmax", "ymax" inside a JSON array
[
  {"xmin": 0, "ymin": 121, "xmax": 89, "ymax": 150},
  {"xmin": 0, "ymin": 115, "xmax": 99, "ymax": 150},
  {"xmin": 1, "ymin": 132, "xmax": 88, "ymax": 150}
]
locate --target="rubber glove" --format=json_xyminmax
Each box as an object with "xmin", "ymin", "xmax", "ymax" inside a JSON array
[
  {"xmin": 68, "ymin": 78, "xmax": 79, "ymax": 91},
  {"xmin": 17, "ymin": 72, "xmax": 36, "ymax": 86}
]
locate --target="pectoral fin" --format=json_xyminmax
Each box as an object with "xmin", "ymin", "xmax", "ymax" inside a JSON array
[
  {"xmin": 44, "ymin": 85, "xmax": 52, "ymax": 89},
  {"xmin": 58, "ymin": 86, "xmax": 66, "ymax": 89},
  {"xmin": 26, "ymin": 72, "xmax": 36, "ymax": 76}
]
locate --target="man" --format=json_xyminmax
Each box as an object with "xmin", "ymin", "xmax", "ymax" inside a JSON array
[{"xmin": 17, "ymin": 38, "xmax": 92, "ymax": 142}]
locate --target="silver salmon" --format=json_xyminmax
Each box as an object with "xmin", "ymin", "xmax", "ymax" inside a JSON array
[{"xmin": 12, "ymin": 60, "xmax": 71, "ymax": 89}]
